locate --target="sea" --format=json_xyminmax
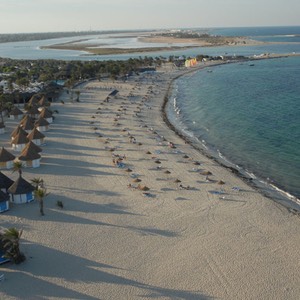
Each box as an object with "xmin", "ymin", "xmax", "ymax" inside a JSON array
[
  {"xmin": 166, "ymin": 27, "xmax": 300, "ymax": 208},
  {"xmin": 0, "ymin": 26, "xmax": 299, "ymax": 207}
]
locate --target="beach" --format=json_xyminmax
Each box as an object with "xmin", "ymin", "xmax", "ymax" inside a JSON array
[{"xmin": 1, "ymin": 64, "xmax": 300, "ymax": 300}]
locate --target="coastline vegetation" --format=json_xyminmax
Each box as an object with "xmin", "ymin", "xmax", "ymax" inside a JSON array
[{"xmin": 0, "ymin": 30, "xmax": 150, "ymax": 44}]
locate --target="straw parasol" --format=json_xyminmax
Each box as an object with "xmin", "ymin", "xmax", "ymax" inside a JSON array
[{"xmin": 132, "ymin": 178, "xmax": 141, "ymax": 183}]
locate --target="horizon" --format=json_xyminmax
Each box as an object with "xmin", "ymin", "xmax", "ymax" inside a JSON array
[
  {"xmin": 1, "ymin": 25, "xmax": 300, "ymax": 36},
  {"xmin": 0, "ymin": 0, "xmax": 299, "ymax": 34}
]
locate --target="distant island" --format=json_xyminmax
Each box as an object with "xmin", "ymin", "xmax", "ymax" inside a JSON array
[
  {"xmin": 38, "ymin": 29, "xmax": 265, "ymax": 55},
  {"xmin": 0, "ymin": 29, "xmax": 152, "ymax": 44}
]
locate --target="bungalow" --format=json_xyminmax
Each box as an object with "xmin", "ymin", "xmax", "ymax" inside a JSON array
[
  {"xmin": 0, "ymin": 191, "xmax": 10, "ymax": 213},
  {"xmin": 0, "ymin": 171, "xmax": 14, "ymax": 193},
  {"xmin": 35, "ymin": 117, "xmax": 49, "ymax": 132},
  {"xmin": 26, "ymin": 105, "xmax": 40, "ymax": 119},
  {"xmin": 11, "ymin": 126, "xmax": 28, "ymax": 141},
  {"xmin": 18, "ymin": 142, "xmax": 41, "ymax": 168},
  {"xmin": 27, "ymin": 94, "xmax": 40, "ymax": 106},
  {"xmin": 19, "ymin": 115, "xmax": 35, "ymax": 132},
  {"xmin": 10, "ymin": 106, "xmax": 24, "ymax": 120},
  {"xmin": 8, "ymin": 175, "xmax": 35, "ymax": 204},
  {"xmin": 27, "ymin": 127, "xmax": 45, "ymax": 146},
  {"xmin": 37, "ymin": 95, "xmax": 51, "ymax": 109},
  {"xmin": 39, "ymin": 107, "xmax": 53, "ymax": 124},
  {"xmin": 0, "ymin": 147, "xmax": 16, "ymax": 169},
  {"xmin": 11, "ymin": 131, "xmax": 29, "ymax": 151}
]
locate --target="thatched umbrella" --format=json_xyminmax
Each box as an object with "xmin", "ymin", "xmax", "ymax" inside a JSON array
[
  {"xmin": 164, "ymin": 170, "xmax": 171, "ymax": 174},
  {"xmin": 146, "ymin": 151, "xmax": 151, "ymax": 155},
  {"xmin": 138, "ymin": 185, "xmax": 149, "ymax": 191},
  {"xmin": 201, "ymin": 170, "xmax": 212, "ymax": 181},
  {"xmin": 174, "ymin": 179, "xmax": 181, "ymax": 183},
  {"xmin": 132, "ymin": 178, "xmax": 141, "ymax": 183},
  {"xmin": 217, "ymin": 180, "xmax": 226, "ymax": 192}
]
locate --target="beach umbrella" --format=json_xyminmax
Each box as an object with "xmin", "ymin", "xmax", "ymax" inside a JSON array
[
  {"xmin": 132, "ymin": 178, "xmax": 141, "ymax": 183},
  {"xmin": 164, "ymin": 170, "xmax": 171, "ymax": 174},
  {"xmin": 138, "ymin": 185, "xmax": 149, "ymax": 191},
  {"xmin": 201, "ymin": 170, "xmax": 213, "ymax": 182},
  {"xmin": 174, "ymin": 179, "xmax": 181, "ymax": 183},
  {"xmin": 217, "ymin": 180, "xmax": 226, "ymax": 193}
]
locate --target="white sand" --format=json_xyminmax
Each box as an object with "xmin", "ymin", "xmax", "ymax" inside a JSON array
[{"xmin": 1, "ymin": 66, "xmax": 300, "ymax": 300}]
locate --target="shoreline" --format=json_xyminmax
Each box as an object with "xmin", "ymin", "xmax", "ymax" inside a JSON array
[
  {"xmin": 161, "ymin": 61, "xmax": 300, "ymax": 213},
  {"xmin": 40, "ymin": 33, "xmax": 298, "ymax": 56},
  {"xmin": 1, "ymin": 61, "xmax": 300, "ymax": 299}
]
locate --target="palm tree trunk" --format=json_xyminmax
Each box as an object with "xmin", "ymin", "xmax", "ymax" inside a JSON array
[{"xmin": 39, "ymin": 200, "xmax": 44, "ymax": 216}]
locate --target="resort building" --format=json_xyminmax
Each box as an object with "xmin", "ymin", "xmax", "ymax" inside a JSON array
[
  {"xmin": 9, "ymin": 106, "xmax": 24, "ymax": 120},
  {"xmin": 8, "ymin": 175, "xmax": 35, "ymax": 204},
  {"xmin": 11, "ymin": 131, "xmax": 29, "ymax": 151},
  {"xmin": 27, "ymin": 94, "xmax": 40, "ymax": 107},
  {"xmin": 0, "ymin": 191, "xmax": 10, "ymax": 213},
  {"xmin": 19, "ymin": 115, "xmax": 35, "ymax": 132},
  {"xmin": 39, "ymin": 107, "xmax": 53, "ymax": 123},
  {"xmin": 0, "ymin": 171, "xmax": 14, "ymax": 193},
  {"xmin": 18, "ymin": 142, "xmax": 41, "ymax": 168},
  {"xmin": 27, "ymin": 127, "xmax": 45, "ymax": 146},
  {"xmin": 26, "ymin": 105, "xmax": 40, "ymax": 119},
  {"xmin": 38, "ymin": 95, "xmax": 51, "ymax": 109},
  {"xmin": 11, "ymin": 126, "xmax": 28, "ymax": 141},
  {"xmin": 35, "ymin": 117, "xmax": 49, "ymax": 132},
  {"xmin": 0, "ymin": 147, "xmax": 16, "ymax": 169}
]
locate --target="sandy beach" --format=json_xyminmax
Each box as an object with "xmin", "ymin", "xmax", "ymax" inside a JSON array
[{"xmin": 1, "ymin": 64, "xmax": 300, "ymax": 300}]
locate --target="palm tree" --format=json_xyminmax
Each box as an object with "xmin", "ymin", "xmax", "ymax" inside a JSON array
[
  {"xmin": 0, "ymin": 228, "xmax": 25, "ymax": 264},
  {"xmin": 31, "ymin": 177, "xmax": 44, "ymax": 190},
  {"xmin": 34, "ymin": 187, "xmax": 48, "ymax": 216},
  {"xmin": 12, "ymin": 161, "xmax": 24, "ymax": 176},
  {"xmin": 75, "ymin": 90, "xmax": 80, "ymax": 102}
]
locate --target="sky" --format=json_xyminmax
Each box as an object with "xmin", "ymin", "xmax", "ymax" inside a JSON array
[{"xmin": 0, "ymin": 0, "xmax": 299, "ymax": 34}]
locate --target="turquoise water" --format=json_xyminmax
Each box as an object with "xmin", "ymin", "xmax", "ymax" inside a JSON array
[{"xmin": 168, "ymin": 56, "xmax": 300, "ymax": 201}]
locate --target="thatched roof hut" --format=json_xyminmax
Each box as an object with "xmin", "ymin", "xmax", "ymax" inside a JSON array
[
  {"xmin": 39, "ymin": 107, "xmax": 53, "ymax": 123},
  {"xmin": 0, "ymin": 171, "xmax": 14, "ymax": 192},
  {"xmin": 0, "ymin": 190, "xmax": 10, "ymax": 213},
  {"xmin": 19, "ymin": 115, "xmax": 35, "ymax": 132},
  {"xmin": 27, "ymin": 127, "xmax": 45, "ymax": 145},
  {"xmin": 18, "ymin": 142, "xmax": 41, "ymax": 168},
  {"xmin": 38, "ymin": 95, "xmax": 51, "ymax": 108},
  {"xmin": 35, "ymin": 117, "xmax": 49, "ymax": 132},
  {"xmin": 10, "ymin": 106, "xmax": 24, "ymax": 120},
  {"xmin": 11, "ymin": 131, "xmax": 29, "ymax": 151},
  {"xmin": 26, "ymin": 105, "xmax": 40, "ymax": 119},
  {"xmin": 8, "ymin": 175, "xmax": 34, "ymax": 204},
  {"xmin": 28, "ymin": 94, "xmax": 40, "ymax": 106},
  {"xmin": 0, "ymin": 147, "xmax": 16, "ymax": 169},
  {"xmin": 11, "ymin": 126, "xmax": 27, "ymax": 140}
]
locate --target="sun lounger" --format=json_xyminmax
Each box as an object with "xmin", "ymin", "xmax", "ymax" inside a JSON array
[{"xmin": 232, "ymin": 187, "xmax": 241, "ymax": 192}]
